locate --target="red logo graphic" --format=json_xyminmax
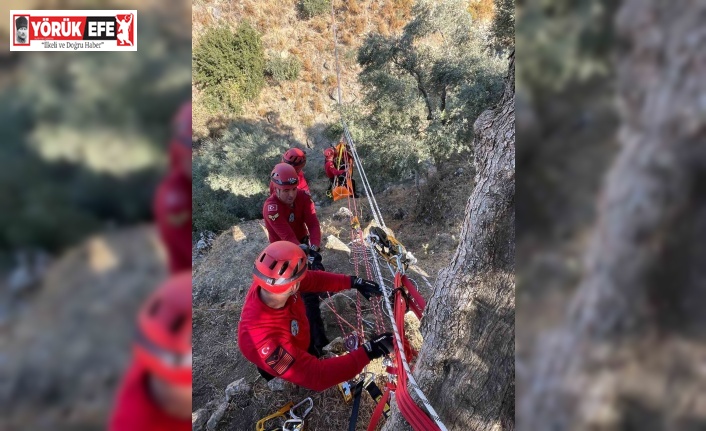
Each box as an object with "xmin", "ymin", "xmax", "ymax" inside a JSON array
[{"xmin": 115, "ymin": 13, "xmax": 134, "ymax": 46}]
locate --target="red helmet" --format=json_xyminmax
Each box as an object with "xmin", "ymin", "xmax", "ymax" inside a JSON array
[
  {"xmin": 282, "ymin": 148, "xmax": 306, "ymax": 172},
  {"xmin": 134, "ymin": 271, "xmax": 192, "ymax": 385},
  {"xmin": 253, "ymin": 241, "xmax": 308, "ymax": 294},
  {"xmin": 323, "ymin": 147, "xmax": 335, "ymax": 160},
  {"xmin": 172, "ymin": 101, "xmax": 192, "ymax": 149},
  {"xmin": 270, "ymin": 163, "xmax": 299, "ymax": 190}
]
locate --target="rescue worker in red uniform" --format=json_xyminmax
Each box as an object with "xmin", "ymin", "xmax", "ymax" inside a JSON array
[
  {"xmin": 269, "ymin": 147, "xmax": 311, "ymax": 195},
  {"xmin": 264, "ymin": 163, "xmax": 320, "ymax": 250},
  {"xmin": 324, "ymin": 146, "xmax": 359, "ymax": 198},
  {"xmin": 238, "ymin": 241, "xmax": 394, "ymax": 390},
  {"xmin": 109, "ymin": 272, "xmax": 192, "ymax": 431},
  {"xmin": 153, "ymin": 102, "xmax": 192, "ymax": 274},
  {"xmin": 263, "ymin": 163, "xmax": 331, "ymax": 356}
]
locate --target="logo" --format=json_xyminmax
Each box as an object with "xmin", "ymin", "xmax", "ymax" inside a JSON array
[
  {"xmin": 288, "ymin": 177, "xmax": 297, "ymax": 184},
  {"xmin": 260, "ymin": 345, "xmax": 270, "ymax": 356},
  {"xmin": 11, "ymin": 10, "xmax": 137, "ymax": 51},
  {"xmin": 267, "ymin": 204, "xmax": 278, "ymax": 212},
  {"xmin": 288, "ymin": 213, "xmax": 295, "ymax": 223},
  {"xmin": 290, "ymin": 320, "xmax": 299, "ymax": 336},
  {"xmin": 268, "ymin": 213, "xmax": 279, "ymax": 222},
  {"xmin": 265, "ymin": 345, "xmax": 295, "ymax": 375}
]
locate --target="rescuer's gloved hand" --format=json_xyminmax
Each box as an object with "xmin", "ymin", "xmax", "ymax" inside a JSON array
[
  {"xmin": 363, "ymin": 333, "xmax": 394, "ymax": 360},
  {"xmin": 307, "ymin": 249, "xmax": 324, "ymax": 271},
  {"xmin": 350, "ymin": 276, "xmax": 383, "ymax": 300}
]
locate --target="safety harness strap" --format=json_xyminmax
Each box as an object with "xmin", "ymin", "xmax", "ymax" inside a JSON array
[
  {"xmin": 348, "ymin": 379, "xmax": 365, "ymax": 431},
  {"xmin": 367, "ymin": 386, "xmax": 392, "ymax": 431}
]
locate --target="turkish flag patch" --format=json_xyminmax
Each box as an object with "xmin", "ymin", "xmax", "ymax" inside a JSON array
[
  {"xmin": 267, "ymin": 204, "xmax": 277, "ymax": 212},
  {"xmin": 265, "ymin": 345, "xmax": 295, "ymax": 375}
]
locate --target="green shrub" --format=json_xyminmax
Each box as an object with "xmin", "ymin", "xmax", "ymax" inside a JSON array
[
  {"xmin": 192, "ymin": 122, "xmax": 291, "ymax": 232},
  {"xmin": 297, "ymin": 0, "xmax": 331, "ymax": 19},
  {"xmin": 193, "ymin": 22, "xmax": 265, "ymax": 113},
  {"xmin": 265, "ymin": 56, "xmax": 302, "ymax": 82}
]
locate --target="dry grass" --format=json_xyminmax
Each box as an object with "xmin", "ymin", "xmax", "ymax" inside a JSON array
[
  {"xmin": 341, "ymin": 31, "xmax": 355, "ymax": 45},
  {"xmin": 311, "ymin": 97, "xmax": 325, "ymax": 113},
  {"xmin": 324, "ymin": 75, "xmax": 338, "ymax": 87},
  {"xmin": 350, "ymin": 15, "xmax": 368, "ymax": 35},
  {"xmin": 347, "ymin": 0, "xmax": 363, "ymax": 15},
  {"xmin": 192, "ymin": 0, "xmax": 395, "ymax": 154},
  {"xmin": 302, "ymin": 57, "xmax": 315, "ymax": 73},
  {"xmin": 468, "ymin": 0, "xmax": 496, "ymax": 23},
  {"xmin": 376, "ymin": 20, "xmax": 390, "ymax": 37},
  {"xmin": 243, "ymin": 2, "xmax": 258, "ymax": 16},
  {"xmin": 311, "ymin": 18, "xmax": 329, "ymax": 34}
]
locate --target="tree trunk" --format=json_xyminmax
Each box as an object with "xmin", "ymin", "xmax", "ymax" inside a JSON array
[
  {"xmin": 383, "ymin": 51, "xmax": 515, "ymax": 431},
  {"xmin": 520, "ymin": 1, "xmax": 706, "ymax": 429}
]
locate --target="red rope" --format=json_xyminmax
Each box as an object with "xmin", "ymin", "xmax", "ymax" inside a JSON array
[
  {"xmin": 365, "ymin": 273, "xmax": 440, "ymax": 431},
  {"xmin": 366, "ymin": 385, "xmax": 391, "ymax": 431}
]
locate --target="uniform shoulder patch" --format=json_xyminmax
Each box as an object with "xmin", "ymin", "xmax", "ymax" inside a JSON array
[
  {"xmin": 267, "ymin": 204, "xmax": 278, "ymax": 212},
  {"xmin": 268, "ymin": 213, "xmax": 279, "ymax": 222},
  {"xmin": 257, "ymin": 340, "xmax": 276, "ymax": 358},
  {"xmin": 265, "ymin": 345, "xmax": 295, "ymax": 375}
]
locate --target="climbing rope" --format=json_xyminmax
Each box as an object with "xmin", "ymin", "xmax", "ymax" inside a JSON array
[{"xmin": 327, "ymin": 2, "xmax": 448, "ymax": 430}]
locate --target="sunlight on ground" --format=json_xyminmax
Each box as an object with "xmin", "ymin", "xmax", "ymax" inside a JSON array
[
  {"xmin": 149, "ymin": 230, "xmax": 167, "ymax": 267},
  {"xmin": 232, "ymin": 225, "xmax": 247, "ymax": 242},
  {"xmin": 324, "ymin": 235, "xmax": 351, "ymax": 254},
  {"xmin": 87, "ymin": 237, "xmax": 118, "ymax": 273}
]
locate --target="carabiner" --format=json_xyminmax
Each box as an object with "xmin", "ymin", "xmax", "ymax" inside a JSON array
[
  {"xmin": 290, "ymin": 397, "xmax": 313, "ymax": 420},
  {"xmin": 282, "ymin": 418, "xmax": 304, "ymax": 431}
]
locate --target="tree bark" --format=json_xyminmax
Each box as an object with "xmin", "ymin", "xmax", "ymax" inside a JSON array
[
  {"xmin": 520, "ymin": 1, "xmax": 706, "ymax": 429},
  {"xmin": 383, "ymin": 51, "xmax": 515, "ymax": 431}
]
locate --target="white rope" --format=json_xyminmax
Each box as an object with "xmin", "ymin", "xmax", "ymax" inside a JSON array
[
  {"xmin": 369, "ymin": 244, "xmax": 448, "ymax": 431},
  {"xmin": 342, "ymin": 124, "xmax": 386, "ymax": 228},
  {"xmin": 328, "ymin": 3, "xmax": 446, "ymax": 429}
]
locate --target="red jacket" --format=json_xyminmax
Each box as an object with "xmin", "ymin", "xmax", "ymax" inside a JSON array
[
  {"xmin": 263, "ymin": 190, "xmax": 321, "ymax": 248},
  {"xmin": 324, "ymin": 159, "xmax": 346, "ymax": 179},
  {"xmin": 153, "ymin": 142, "xmax": 192, "ymax": 274},
  {"xmin": 108, "ymin": 361, "xmax": 190, "ymax": 431},
  {"xmin": 237, "ymin": 271, "xmax": 370, "ymax": 391},
  {"xmin": 269, "ymin": 170, "xmax": 310, "ymax": 195}
]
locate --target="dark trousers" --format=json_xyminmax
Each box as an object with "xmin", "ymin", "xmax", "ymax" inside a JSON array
[
  {"xmin": 257, "ymin": 366, "xmax": 275, "ymax": 381},
  {"xmin": 303, "ymin": 292, "xmax": 329, "ymax": 357},
  {"xmin": 304, "ymin": 255, "xmax": 329, "ymax": 357}
]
